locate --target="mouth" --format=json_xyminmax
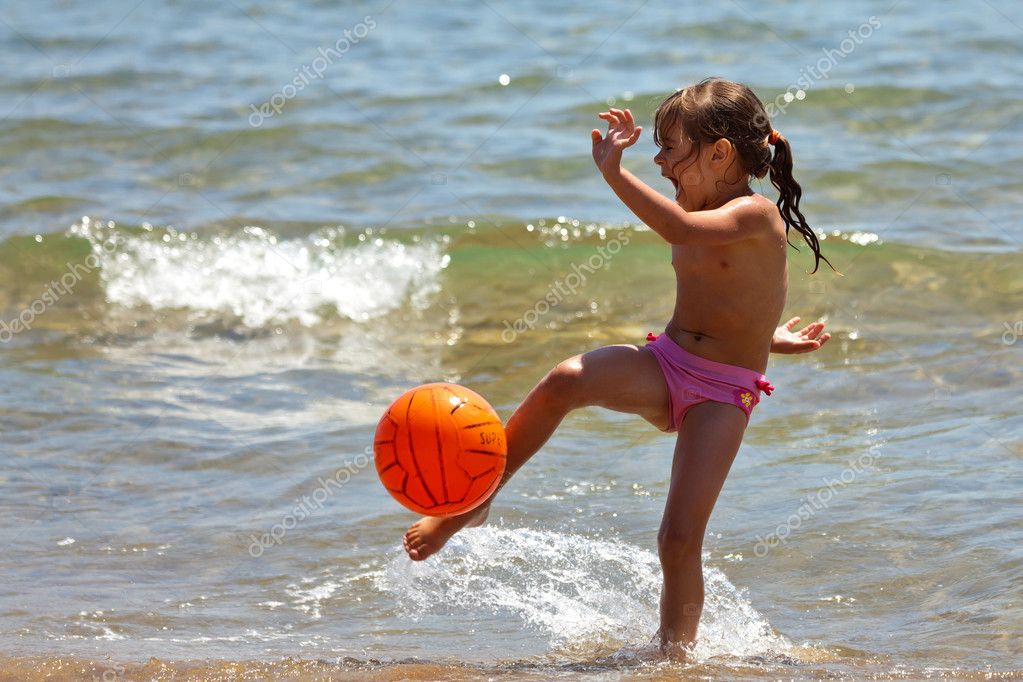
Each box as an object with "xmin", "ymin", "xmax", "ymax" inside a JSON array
[{"xmin": 663, "ymin": 174, "xmax": 679, "ymax": 193}]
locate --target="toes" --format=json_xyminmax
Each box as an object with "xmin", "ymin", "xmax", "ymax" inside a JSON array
[
  {"xmin": 405, "ymin": 532, "xmax": 426, "ymax": 551},
  {"xmin": 404, "ymin": 536, "xmax": 422, "ymax": 558},
  {"xmin": 403, "ymin": 517, "xmax": 439, "ymax": 561}
]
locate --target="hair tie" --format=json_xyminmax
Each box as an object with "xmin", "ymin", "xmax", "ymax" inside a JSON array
[{"xmin": 768, "ymin": 129, "xmax": 781, "ymax": 145}]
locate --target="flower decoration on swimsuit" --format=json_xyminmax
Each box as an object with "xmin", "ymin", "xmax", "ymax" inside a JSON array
[{"xmin": 740, "ymin": 391, "xmax": 754, "ymax": 409}]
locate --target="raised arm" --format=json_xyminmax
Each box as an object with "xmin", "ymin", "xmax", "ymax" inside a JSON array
[{"xmin": 591, "ymin": 108, "xmax": 766, "ymax": 246}]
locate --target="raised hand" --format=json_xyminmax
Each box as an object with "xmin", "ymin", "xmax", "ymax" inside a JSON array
[
  {"xmin": 770, "ymin": 316, "xmax": 831, "ymax": 354},
  {"xmin": 591, "ymin": 107, "xmax": 642, "ymax": 175}
]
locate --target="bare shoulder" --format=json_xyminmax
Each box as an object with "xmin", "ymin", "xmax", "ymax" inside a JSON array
[{"xmin": 726, "ymin": 193, "xmax": 784, "ymax": 239}]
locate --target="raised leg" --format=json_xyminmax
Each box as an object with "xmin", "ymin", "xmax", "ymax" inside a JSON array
[
  {"xmin": 403, "ymin": 344, "xmax": 670, "ymax": 560},
  {"xmin": 656, "ymin": 401, "xmax": 747, "ymax": 660}
]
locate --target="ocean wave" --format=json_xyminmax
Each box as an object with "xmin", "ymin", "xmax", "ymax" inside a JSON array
[{"xmin": 68, "ymin": 217, "xmax": 449, "ymax": 328}]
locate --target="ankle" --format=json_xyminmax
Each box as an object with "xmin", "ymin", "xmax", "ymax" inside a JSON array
[{"xmin": 465, "ymin": 503, "xmax": 491, "ymax": 526}]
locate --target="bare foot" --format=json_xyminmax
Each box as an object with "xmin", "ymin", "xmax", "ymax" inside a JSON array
[
  {"xmin": 656, "ymin": 628, "xmax": 695, "ymax": 663},
  {"xmin": 402, "ymin": 504, "xmax": 490, "ymax": 561},
  {"xmin": 660, "ymin": 640, "xmax": 692, "ymax": 663}
]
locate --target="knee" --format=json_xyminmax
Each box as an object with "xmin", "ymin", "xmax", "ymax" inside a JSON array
[
  {"xmin": 657, "ymin": 523, "xmax": 704, "ymax": 565},
  {"xmin": 535, "ymin": 356, "xmax": 585, "ymax": 409}
]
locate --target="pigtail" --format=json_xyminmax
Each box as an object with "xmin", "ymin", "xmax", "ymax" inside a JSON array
[{"xmin": 769, "ymin": 135, "xmax": 835, "ymax": 274}]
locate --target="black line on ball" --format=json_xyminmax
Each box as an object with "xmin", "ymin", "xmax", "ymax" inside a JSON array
[
  {"xmin": 406, "ymin": 390, "xmax": 438, "ymax": 507},
  {"xmin": 460, "ymin": 420, "xmax": 501, "ymax": 430},
  {"xmin": 464, "ymin": 448, "xmax": 502, "ymax": 457},
  {"xmin": 431, "ymin": 388, "xmax": 450, "ymax": 503}
]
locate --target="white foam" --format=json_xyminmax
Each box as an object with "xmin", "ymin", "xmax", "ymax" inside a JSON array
[
  {"xmin": 69, "ymin": 219, "xmax": 448, "ymax": 327},
  {"xmin": 284, "ymin": 579, "xmax": 341, "ymax": 620},
  {"xmin": 374, "ymin": 526, "xmax": 790, "ymax": 662}
]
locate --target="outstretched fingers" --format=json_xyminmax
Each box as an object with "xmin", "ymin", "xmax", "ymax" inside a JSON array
[
  {"xmin": 801, "ymin": 322, "xmax": 826, "ymax": 339},
  {"xmin": 798, "ymin": 322, "xmax": 821, "ymax": 339},
  {"xmin": 775, "ymin": 317, "xmax": 831, "ymax": 354},
  {"xmin": 597, "ymin": 108, "xmax": 641, "ymax": 147},
  {"xmin": 598, "ymin": 111, "xmax": 624, "ymax": 134},
  {"xmin": 598, "ymin": 108, "xmax": 637, "ymax": 130}
]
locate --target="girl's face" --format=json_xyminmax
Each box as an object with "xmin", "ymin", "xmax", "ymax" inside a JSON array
[
  {"xmin": 653, "ymin": 124, "xmax": 709, "ymax": 210},
  {"xmin": 654, "ymin": 120, "xmax": 744, "ymax": 211}
]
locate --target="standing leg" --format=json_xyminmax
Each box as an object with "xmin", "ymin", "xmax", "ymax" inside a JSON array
[
  {"xmin": 656, "ymin": 401, "xmax": 748, "ymax": 660},
  {"xmin": 403, "ymin": 344, "xmax": 670, "ymax": 560}
]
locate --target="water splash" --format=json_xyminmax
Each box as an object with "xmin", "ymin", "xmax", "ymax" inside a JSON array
[{"xmin": 373, "ymin": 526, "xmax": 791, "ymax": 662}]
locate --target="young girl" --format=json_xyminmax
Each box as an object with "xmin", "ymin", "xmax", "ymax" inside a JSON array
[{"xmin": 402, "ymin": 77, "xmax": 832, "ymax": 658}]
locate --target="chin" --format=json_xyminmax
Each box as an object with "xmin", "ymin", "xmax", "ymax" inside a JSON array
[
  {"xmin": 667, "ymin": 178, "xmax": 683, "ymax": 202},
  {"xmin": 674, "ymin": 186, "xmax": 690, "ymax": 208}
]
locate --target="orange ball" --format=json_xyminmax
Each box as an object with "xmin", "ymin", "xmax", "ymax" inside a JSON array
[{"xmin": 374, "ymin": 383, "xmax": 507, "ymax": 517}]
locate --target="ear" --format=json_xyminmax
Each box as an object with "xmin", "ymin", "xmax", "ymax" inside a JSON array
[{"xmin": 709, "ymin": 138, "xmax": 733, "ymax": 167}]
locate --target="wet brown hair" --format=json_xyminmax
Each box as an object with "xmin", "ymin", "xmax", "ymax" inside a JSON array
[{"xmin": 653, "ymin": 77, "xmax": 834, "ymax": 273}]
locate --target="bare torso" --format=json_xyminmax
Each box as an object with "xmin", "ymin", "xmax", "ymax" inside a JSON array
[{"xmin": 665, "ymin": 196, "xmax": 789, "ymax": 374}]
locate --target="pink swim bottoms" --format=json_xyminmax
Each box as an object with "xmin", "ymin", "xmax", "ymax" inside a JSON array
[{"xmin": 644, "ymin": 332, "xmax": 774, "ymax": 432}]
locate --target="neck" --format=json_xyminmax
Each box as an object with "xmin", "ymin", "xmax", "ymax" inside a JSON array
[{"xmin": 699, "ymin": 183, "xmax": 752, "ymax": 211}]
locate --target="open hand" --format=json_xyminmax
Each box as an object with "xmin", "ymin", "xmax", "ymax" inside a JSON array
[
  {"xmin": 771, "ymin": 316, "xmax": 831, "ymax": 354},
  {"xmin": 592, "ymin": 108, "xmax": 642, "ymax": 175}
]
